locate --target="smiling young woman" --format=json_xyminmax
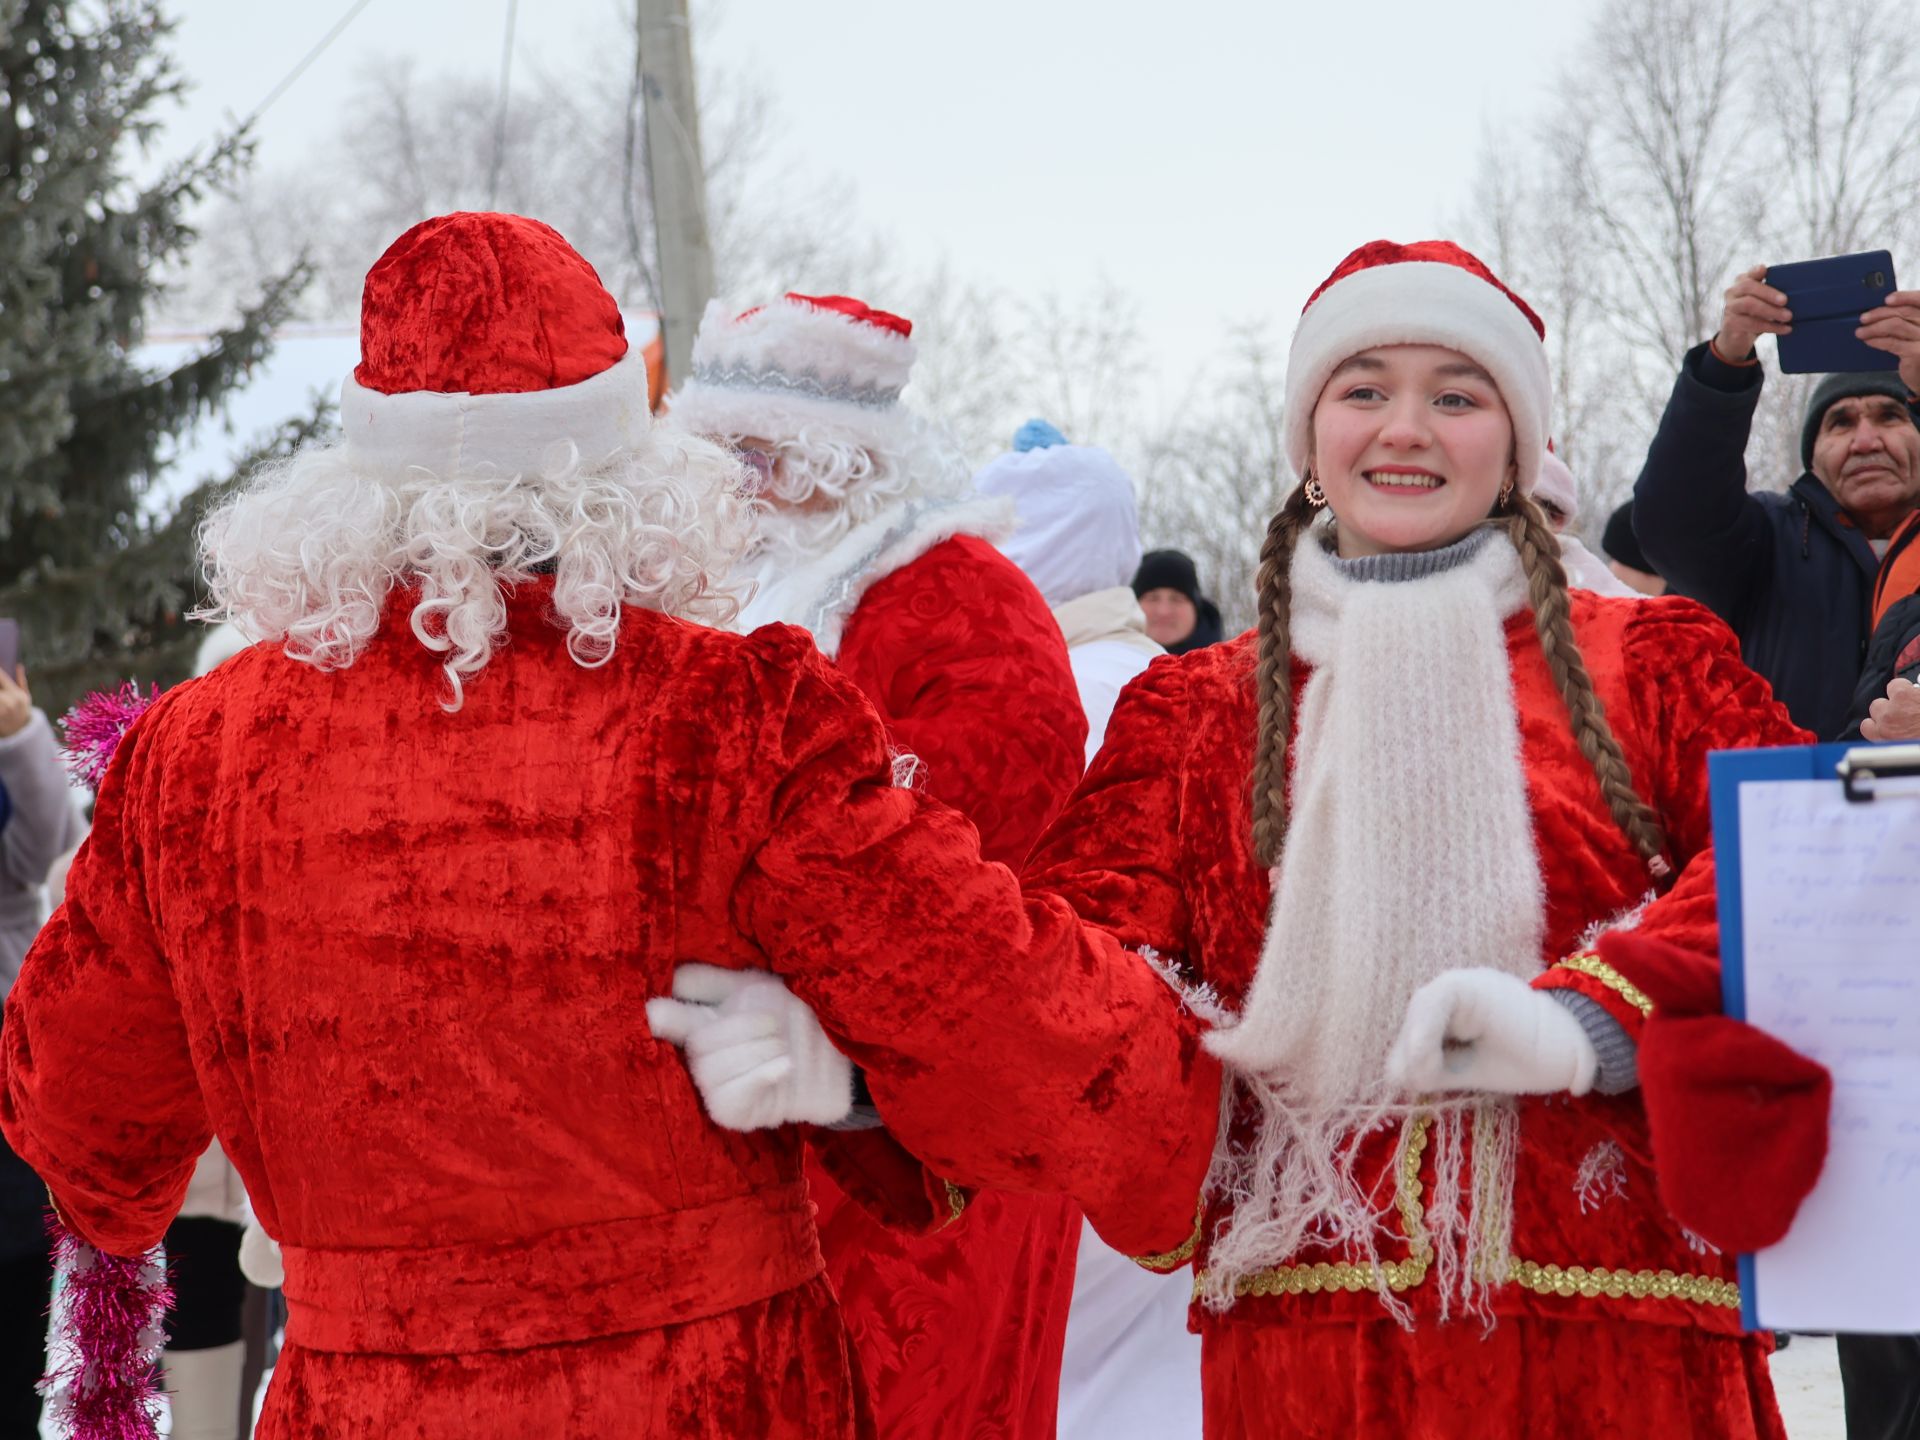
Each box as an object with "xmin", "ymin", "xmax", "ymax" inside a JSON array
[{"xmin": 1016, "ymin": 240, "xmax": 1823, "ymax": 1439}]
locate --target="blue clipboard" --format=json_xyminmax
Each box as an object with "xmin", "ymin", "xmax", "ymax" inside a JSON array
[{"xmin": 1708, "ymin": 739, "xmax": 1920, "ymax": 1330}]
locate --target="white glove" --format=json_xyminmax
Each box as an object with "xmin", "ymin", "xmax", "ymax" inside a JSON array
[
  {"xmin": 1386, "ymin": 968, "xmax": 1598, "ymax": 1098},
  {"xmin": 646, "ymin": 964, "xmax": 854, "ymax": 1131},
  {"xmin": 237, "ymin": 1215, "xmax": 284, "ymax": 1289}
]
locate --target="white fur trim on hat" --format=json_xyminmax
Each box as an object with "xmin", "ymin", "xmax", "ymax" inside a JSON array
[
  {"xmin": 341, "ymin": 344, "xmax": 651, "ymax": 478},
  {"xmin": 668, "ymin": 296, "xmax": 915, "ymax": 450},
  {"xmin": 1283, "ymin": 261, "xmax": 1551, "ymax": 496}
]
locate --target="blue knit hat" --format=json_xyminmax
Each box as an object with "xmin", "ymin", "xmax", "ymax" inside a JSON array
[{"xmin": 1013, "ymin": 418, "xmax": 1068, "ymax": 452}]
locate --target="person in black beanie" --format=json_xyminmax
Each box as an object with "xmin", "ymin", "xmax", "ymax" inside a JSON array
[
  {"xmin": 1600, "ymin": 501, "xmax": 1666, "ymax": 596},
  {"xmin": 1630, "ymin": 261, "xmax": 1920, "ymax": 740},
  {"xmin": 1131, "ymin": 548, "xmax": 1223, "ymax": 654}
]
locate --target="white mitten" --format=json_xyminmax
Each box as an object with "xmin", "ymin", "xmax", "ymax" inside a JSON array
[
  {"xmin": 1386, "ymin": 968, "xmax": 1598, "ymax": 1097},
  {"xmin": 646, "ymin": 964, "xmax": 854, "ymax": 1131},
  {"xmin": 237, "ymin": 1214, "xmax": 284, "ymax": 1289}
]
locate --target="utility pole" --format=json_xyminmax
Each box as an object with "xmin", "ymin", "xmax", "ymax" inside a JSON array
[{"xmin": 636, "ymin": 0, "xmax": 714, "ymax": 389}]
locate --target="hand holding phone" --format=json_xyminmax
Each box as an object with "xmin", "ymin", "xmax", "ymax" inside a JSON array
[
  {"xmin": 1715, "ymin": 264, "xmax": 1792, "ymax": 361},
  {"xmin": 1856, "ymin": 291, "xmax": 1920, "ymax": 397},
  {"xmin": 1768, "ymin": 250, "xmax": 1900, "ymax": 375}
]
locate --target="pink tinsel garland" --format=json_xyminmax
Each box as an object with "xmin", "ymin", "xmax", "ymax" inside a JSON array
[
  {"xmin": 59, "ymin": 683, "xmax": 161, "ymax": 789},
  {"xmin": 42, "ymin": 1216, "xmax": 170, "ymax": 1440}
]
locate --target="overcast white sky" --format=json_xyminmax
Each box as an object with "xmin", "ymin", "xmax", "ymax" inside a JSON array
[{"xmin": 159, "ymin": 0, "xmax": 1598, "ymax": 397}]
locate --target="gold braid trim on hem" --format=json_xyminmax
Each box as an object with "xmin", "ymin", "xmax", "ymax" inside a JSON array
[
  {"xmin": 1195, "ymin": 1114, "xmax": 1435, "ymax": 1301},
  {"xmin": 1504, "ymin": 1260, "xmax": 1740, "ymax": 1309},
  {"xmin": 1192, "ymin": 1113, "xmax": 1740, "ymax": 1312},
  {"xmin": 1132, "ymin": 1199, "xmax": 1205, "ymax": 1272},
  {"xmin": 1555, "ymin": 952, "xmax": 1655, "ymax": 1017}
]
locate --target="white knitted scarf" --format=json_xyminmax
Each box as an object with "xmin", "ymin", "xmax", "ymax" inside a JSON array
[{"xmin": 1200, "ymin": 525, "xmax": 1547, "ymax": 1318}]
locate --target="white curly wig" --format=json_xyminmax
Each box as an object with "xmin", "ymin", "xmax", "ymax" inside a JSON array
[
  {"xmin": 743, "ymin": 414, "xmax": 972, "ymax": 563},
  {"xmin": 195, "ymin": 428, "xmax": 757, "ymax": 710}
]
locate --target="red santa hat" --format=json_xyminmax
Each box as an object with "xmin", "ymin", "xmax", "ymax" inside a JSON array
[
  {"xmin": 340, "ymin": 212, "xmax": 650, "ymax": 476},
  {"xmin": 1284, "ymin": 240, "xmax": 1552, "ymax": 497},
  {"xmin": 667, "ymin": 293, "xmax": 918, "ymax": 452}
]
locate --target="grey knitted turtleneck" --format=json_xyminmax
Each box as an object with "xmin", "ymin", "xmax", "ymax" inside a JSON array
[
  {"xmin": 1317, "ymin": 521, "xmax": 1638, "ymax": 1096},
  {"xmin": 1324, "ymin": 524, "xmax": 1498, "ymax": 583}
]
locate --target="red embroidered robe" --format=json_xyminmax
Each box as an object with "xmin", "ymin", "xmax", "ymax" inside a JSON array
[
  {"xmin": 1022, "ymin": 593, "xmax": 1811, "ymax": 1440},
  {"xmin": 0, "ymin": 584, "xmax": 1215, "ymax": 1440}
]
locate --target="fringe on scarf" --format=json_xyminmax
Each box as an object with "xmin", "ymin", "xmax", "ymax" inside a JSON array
[{"xmin": 1197, "ymin": 1076, "xmax": 1519, "ymax": 1328}]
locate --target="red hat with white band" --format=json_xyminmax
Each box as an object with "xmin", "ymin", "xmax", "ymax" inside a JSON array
[
  {"xmin": 1284, "ymin": 240, "xmax": 1552, "ymax": 497},
  {"xmin": 667, "ymin": 292, "xmax": 919, "ymax": 455},
  {"xmin": 340, "ymin": 212, "xmax": 650, "ymax": 477}
]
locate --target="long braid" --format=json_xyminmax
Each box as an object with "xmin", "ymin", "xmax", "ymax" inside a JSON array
[
  {"xmin": 1499, "ymin": 493, "xmax": 1669, "ymax": 873},
  {"xmin": 1250, "ymin": 482, "xmax": 1320, "ymax": 869}
]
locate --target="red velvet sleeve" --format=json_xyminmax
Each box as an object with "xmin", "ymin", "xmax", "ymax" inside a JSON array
[
  {"xmin": 1022, "ymin": 654, "xmax": 1194, "ymax": 959},
  {"xmin": 0, "ymin": 701, "xmax": 213, "ymax": 1255},
  {"xmin": 838, "ymin": 536, "xmax": 1088, "ymax": 866},
  {"xmin": 732, "ymin": 633, "xmax": 1218, "ymax": 1259},
  {"xmin": 1531, "ymin": 600, "xmax": 1812, "ymax": 1032}
]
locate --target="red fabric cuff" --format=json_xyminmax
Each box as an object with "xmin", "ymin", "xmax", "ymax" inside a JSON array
[
  {"xmin": 1532, "ymin": 952, "xmax": 1654, "ymax": 1042},
  {"xmin": 1595, "ymin": 930, "xmax": 1723, "ymax": 1017},
  {"xmin": 1130, "ymin": 1198, "xmax": 1204, "ymax": 1275},
  {"xmin": 809, "ymin": 1129, "xmax": 970, "ymax": 1238}
]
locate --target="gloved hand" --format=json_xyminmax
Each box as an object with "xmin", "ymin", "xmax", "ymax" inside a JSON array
[
  {"xmin": 646, "ymin": 964, "xmax": 854, "ymax": 1131},
  {"xmin": 237, "ymin": 1214, "xmax": 284, "ymax": 1289},
  {"xmin": 1387, "ymin": 967, "xmax": 1598, "ymax": 1097}
]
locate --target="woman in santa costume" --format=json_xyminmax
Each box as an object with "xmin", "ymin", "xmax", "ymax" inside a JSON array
[
  {"xmin": 667, "ymin": 295, "xmax": 1089, "ymax": 1440},
  {"xmin": 665, "ymin": 240, "xmax": 1833, "ymax": 1438},
  {"xmin": 0, "ymin": 213, "xmax": 1220, "ymax": 1439}
]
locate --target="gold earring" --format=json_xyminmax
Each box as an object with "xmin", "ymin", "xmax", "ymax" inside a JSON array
[
  {"xmin": 1498, "ymin": 479, "xmax": 1516, "ymax": 507},
  {"xmin": 1303, "ymin": 474, "xmax": 1327, "ymax": 508}
]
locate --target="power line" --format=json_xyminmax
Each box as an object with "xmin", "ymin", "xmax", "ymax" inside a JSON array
[
  {"xmin": 240, "ymin": 0, "xmax": 383, "ymax": 131},
  {"xmin": 486, "ymin": 0, "xmax": 520, "ymax": 208}
]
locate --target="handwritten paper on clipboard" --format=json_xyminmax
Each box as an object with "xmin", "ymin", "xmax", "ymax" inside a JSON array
[{"xmin": 1716, "ymin": 747, "xmax": 1920, "ymax": 1334}]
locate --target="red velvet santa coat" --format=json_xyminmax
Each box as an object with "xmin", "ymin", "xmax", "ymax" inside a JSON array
[
  {"xmin": 760, "ymin": 527, "xmax": 1093, "ymax": 1440},
  {"xmin": 0, "ymin": 582, "xmax": 1214, "ymax": 1440},
  {"xmin": 1021, "ymin": 592, "xmax": 1810, "ymax": 1440}
]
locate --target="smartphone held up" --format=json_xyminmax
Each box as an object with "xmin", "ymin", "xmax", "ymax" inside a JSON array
[{"xmin": 1768, "ymin": 250, "xmax": 1901, "ymax": 375}]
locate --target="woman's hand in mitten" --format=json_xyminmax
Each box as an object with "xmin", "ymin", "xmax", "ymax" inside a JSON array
[
  {"xmin": 1388, "ymin": 968, "xmax": 1599, "ymax": 1097},
  {"xmin": 647, "ymin": 964, "xmax": 854, "ymax": 1131}
]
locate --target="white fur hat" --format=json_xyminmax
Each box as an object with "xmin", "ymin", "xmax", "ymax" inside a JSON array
[
  {"xmin": 1283, "ymin": 240, "xmax": 1552, "ymax": 496},
  {"xmin": 667, "ymin": 293, "xmax": 918, "ymax": 454}
]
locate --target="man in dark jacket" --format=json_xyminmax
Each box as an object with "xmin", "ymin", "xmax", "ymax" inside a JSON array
[
  {"xmin": 1632, "ymin": 263, "xmax": 1920, "ymax": 740},
  {"xmin": 1130, "ymin": 548, "xmax": 1224, "ymax": 654}
]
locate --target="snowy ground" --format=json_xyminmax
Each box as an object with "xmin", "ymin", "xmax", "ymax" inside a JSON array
[
  {"xmin": 1772, "ymin": 1334, "xmax": 1847, "ymax": 1440},
  {"xmin": 34, "ymin": 1334, "xmax": 1854, "ymax": 1438}
]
